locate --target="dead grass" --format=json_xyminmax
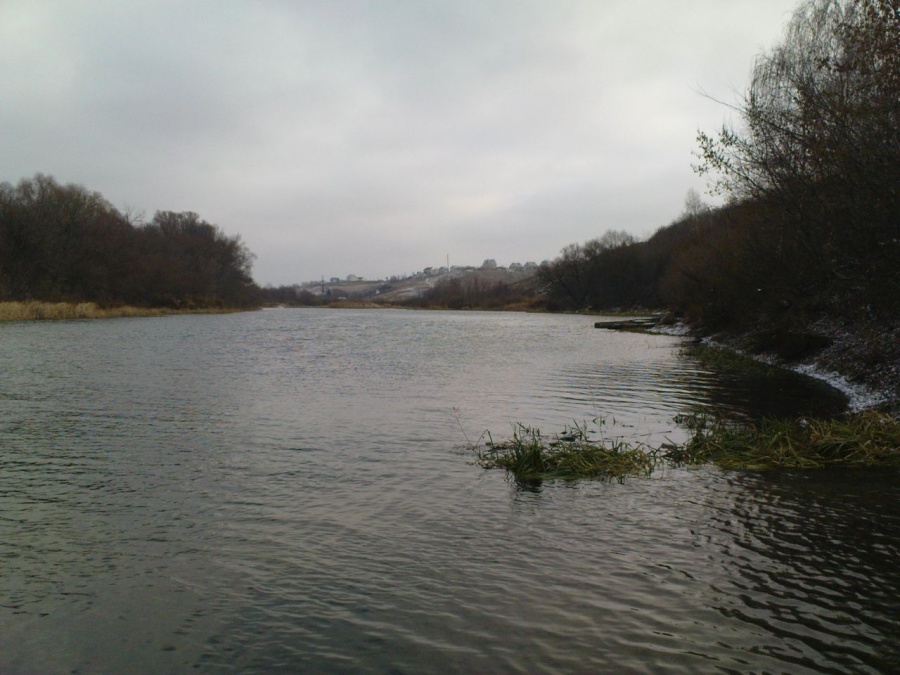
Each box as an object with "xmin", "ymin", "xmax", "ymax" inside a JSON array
[{"xmin": 0, "ymin": 301, "xmax": 251, "ymax": 321}]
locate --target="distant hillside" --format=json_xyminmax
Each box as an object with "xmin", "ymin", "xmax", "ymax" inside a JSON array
[{"xmin": 260, "ymin": 264, "xmax": 541, "ymax": 309}]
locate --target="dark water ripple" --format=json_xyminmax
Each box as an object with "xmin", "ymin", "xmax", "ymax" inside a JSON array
[{"xmin": 1, "ymin": 309, "xmax": 895, "ymax": 674}]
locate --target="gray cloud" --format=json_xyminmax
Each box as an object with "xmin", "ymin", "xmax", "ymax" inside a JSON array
[{"xmin": 1, "ymin": 0, "xmax": 797, "ymax": 283}]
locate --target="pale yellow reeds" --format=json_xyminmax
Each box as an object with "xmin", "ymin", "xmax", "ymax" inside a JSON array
[{"xmin": 0, "ymin": 301, "xmax": 185, "ymax": 321}]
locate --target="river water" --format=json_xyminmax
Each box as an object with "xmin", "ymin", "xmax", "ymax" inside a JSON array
[{"xmin": 1, "ymin": 309, "xmax": 897, "ymax": 674}]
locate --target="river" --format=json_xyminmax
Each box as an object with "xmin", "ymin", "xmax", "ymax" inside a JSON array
[{"xmin": 1, "ymin": 309, "xmax": 897, "ymax": 673}]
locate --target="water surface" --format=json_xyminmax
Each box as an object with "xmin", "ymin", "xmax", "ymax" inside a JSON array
[{"xmin": 1, "ymin": 309, "xmax": 896, "ymax": 673}]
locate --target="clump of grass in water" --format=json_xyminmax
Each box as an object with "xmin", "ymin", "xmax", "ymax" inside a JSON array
[
  {"xmin": 474, "ymin": 421, "xmax": 657, "ymax": 482},
  {"xmin": 471, "ymin": 412, "xmax": 900, "ymax": 481}
]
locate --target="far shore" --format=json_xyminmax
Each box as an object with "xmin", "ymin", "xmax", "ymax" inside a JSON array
[
  {"xmin": 0, "ymin": 301, "xmax": 255, "ymax": 322},
  {"xmin": 1, "ymin": 299, "xmax": 648, "ymax": 321}
]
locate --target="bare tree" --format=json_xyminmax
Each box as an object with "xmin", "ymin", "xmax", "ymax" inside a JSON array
[{"xmin": 694, "ymin": 0, "xmax": 899, "ymax": 302}]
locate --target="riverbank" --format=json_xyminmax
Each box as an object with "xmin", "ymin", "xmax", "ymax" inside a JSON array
[
  {"xmin": 588, "ymin": 305, "xmax": 895, "ymax": 416},
  {"xmin": 694, "ymin": 317, "xmax": 900, "ymax": 416},
  {"xmin": 0, "ymin": 301, "xmax": 255, "ymax": 321}
]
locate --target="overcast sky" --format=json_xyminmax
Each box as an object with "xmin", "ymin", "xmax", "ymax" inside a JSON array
[{"xmin": 1, "ymin": 0, "xmax": 799, "ymax": 284}]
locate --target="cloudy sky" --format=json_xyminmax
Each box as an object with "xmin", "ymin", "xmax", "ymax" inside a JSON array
[{"xmin": 1, "ymin": 0, "xmax": 799, "ymax": 284}]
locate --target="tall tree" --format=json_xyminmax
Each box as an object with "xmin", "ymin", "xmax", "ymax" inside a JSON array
[{"xmin": 695, "ymin": 0, "xmax": 899, "ymax": 312}]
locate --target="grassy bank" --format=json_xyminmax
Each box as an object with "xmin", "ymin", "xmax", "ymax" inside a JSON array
[
  {"xmin": 474, "ymin": 412, "xmax": 900, "ymax": 482},
  {"xmin": 0, "ymin": 301, "xmax": 252, "ymax": 321},
  {"xmin": 668, "ymin": 411, "xmax": 900, "ymax": 471}
]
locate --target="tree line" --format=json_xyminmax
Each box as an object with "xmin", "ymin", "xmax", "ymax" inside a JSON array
[
  {"xmin": 0, "ymin": 174, "xmax": 260, "ymax": 308},
  {"xmin": 540, "ymin": 0, "xmax": 898, "ymax": 333}
]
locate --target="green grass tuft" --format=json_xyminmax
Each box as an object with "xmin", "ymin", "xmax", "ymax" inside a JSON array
[
  {"xmin": 669, "ymin": 410, "xmax": 900, "ymax": 471},
  {"xmin": 474, "ymin": 422, "xmax": 657, "ymax": 482},
  {"xmin": 473, "ymin": 412, "xmax": 900, "ymax": 481}
]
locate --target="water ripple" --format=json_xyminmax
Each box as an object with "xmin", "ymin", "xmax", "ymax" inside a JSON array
[{"xmin": 1, "ymin": 310, "xmax": 892, "ymax": 674}]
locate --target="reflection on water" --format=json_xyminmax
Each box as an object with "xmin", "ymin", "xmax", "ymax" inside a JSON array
[
  {"xmin": 1, "ymin": 309, "xmax": 894, "ymax": 674},
  {"xmin": 692, "ymin": 469, "xmax": 900, "ymax": 673},
  {"xmin": 552, "ymin": 349, "xmax": 846, "ymax": 430}
]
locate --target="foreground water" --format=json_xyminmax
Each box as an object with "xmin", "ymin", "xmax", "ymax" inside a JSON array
[{"xmin": 1, "ymin": 309, "xmax": 897, "ymax": 674}]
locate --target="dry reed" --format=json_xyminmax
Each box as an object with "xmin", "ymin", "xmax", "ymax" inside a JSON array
[{"xmin": 0, "ymin": 301, "xmax": 250, "ymax": 321}]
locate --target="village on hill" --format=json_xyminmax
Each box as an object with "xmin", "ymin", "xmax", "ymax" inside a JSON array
[{"xmin": 280, "ymin": 258, "xmax": 543, "ymax": 304}]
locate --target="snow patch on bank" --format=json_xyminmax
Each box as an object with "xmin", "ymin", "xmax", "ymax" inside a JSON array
[
  {"xmin": 650, "ymin": 321, "xmax": 692, "ymax": 337},
  {"xmin": 792, "ymin": 363, "xmax": 888, "ymax": 412},
  {"xmin": 696, "ymin": 334, "xmax": 889, "ymax": 413}
]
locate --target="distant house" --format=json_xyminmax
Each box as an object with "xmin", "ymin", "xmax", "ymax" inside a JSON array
[
  {"xmin": 346, "ymin": 274, "xmax": 362, "ymax": 282},
  {"xmin": 509, "ymin": 262, "xmax": 523, "ymax": 271},
  {"xmin": 481, "ymin": 259, "xmax": 497, "ymax": 269}
]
